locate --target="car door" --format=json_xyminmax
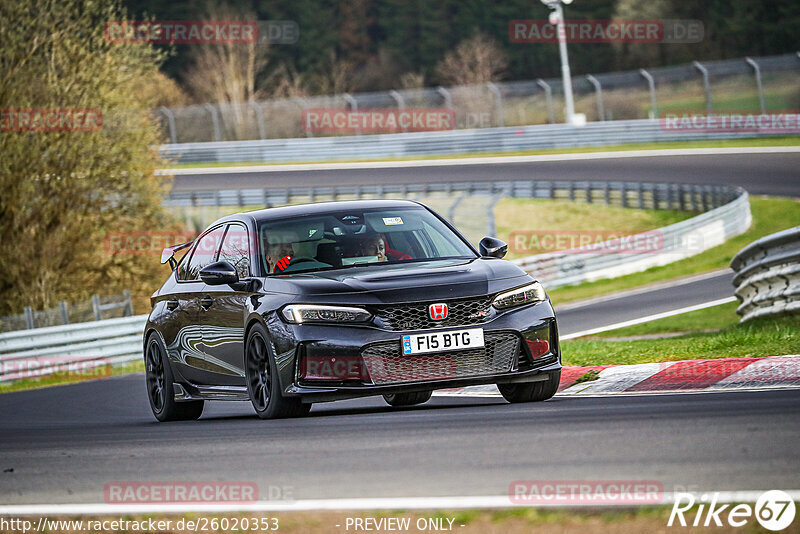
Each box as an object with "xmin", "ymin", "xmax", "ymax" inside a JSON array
[
  {"xmin": 198, "ymin": 222, "xmax": 253, "ymax": 386},
  {"xmin": 167, "ymin": 225, "xmax": 226, "ymax": 385}
]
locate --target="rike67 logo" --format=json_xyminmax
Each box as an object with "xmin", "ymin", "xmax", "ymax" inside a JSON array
[{"xmin": 669, "ymin": 490, "xmax": 796, "ymax": 531}]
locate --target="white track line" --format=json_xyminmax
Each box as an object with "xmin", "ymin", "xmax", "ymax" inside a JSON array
[
  {"xmin": 560, "ymin": 297, "xmax": 737, "ymax": 340},
  {"xmin": 2, "ymin": 491, "xmax": 799, "ymax": 515},
  {"xmin": 158, "ymin": 146, "xmax": 800, "ymax": 175}
]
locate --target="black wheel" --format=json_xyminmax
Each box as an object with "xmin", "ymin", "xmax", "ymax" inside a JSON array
[
  {"xmin": 245, "ymin": 323, "xmax": 311, "ymax": 419},
  {"xmin": 383, "ymin": 390, "xmax": 433, "ymax": 407},
  {"xmin": 144, "ymin": 334, "xmax": 204, "ymax": 422},
  {"xmin": 498, "ymin": 369, "xmax": 561, "ymax": 403}
]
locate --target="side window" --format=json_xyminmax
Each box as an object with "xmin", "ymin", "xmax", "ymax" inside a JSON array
[
  {"xmin": 219, "ymin": 224, "xmax": 251, "ymax": 278},
  {"xmin": 180, "ymin": 226, "xmax": 225, "ymax": 281}
]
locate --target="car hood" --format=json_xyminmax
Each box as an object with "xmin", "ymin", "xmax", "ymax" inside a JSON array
[{"xmin": 263, "ymin": 258, "xmax": 532, "ymax": 304}]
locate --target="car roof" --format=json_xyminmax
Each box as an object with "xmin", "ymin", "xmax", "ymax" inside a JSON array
[{"xmin": 212, "ymin": 199, "xmax": 427, "ymax": 227}]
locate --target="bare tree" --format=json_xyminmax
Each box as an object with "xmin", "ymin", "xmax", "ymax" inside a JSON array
[
  {"xmin": 434, "ymin": 33, "xmax": 508, "ymax": 86},
  {"xmin": 183, "ymin": 6, "xmax": 268, "ymax": 140}
]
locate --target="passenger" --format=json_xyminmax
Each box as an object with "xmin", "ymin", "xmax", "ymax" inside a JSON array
[{"xmin": 360, "ymin": 235, "xmax": 387, "ymax": 262}]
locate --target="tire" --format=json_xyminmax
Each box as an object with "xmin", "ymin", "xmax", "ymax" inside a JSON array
[
  {"xmin": 245, "ymin": 323, "xmax": 311, "ymax": 419},
  {"xmin": 498, "ymin": 369, "xmax": 561, "ymax": 403},
  {"xmin": 383, "ymin": 390, "xmax": 433, "ymax": 407},
  {"xmin": 144, "ymin": 333, "xmax": 204, "ymax": 422}
]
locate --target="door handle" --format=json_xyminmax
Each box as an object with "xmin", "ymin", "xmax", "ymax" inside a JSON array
[
  {"xmin": 166, "ymin": 299, "xmax": 179, "ymax": 310},
  {"xmin": 200, "ymin": 296, "xmax": 214, "ymax": 310}
]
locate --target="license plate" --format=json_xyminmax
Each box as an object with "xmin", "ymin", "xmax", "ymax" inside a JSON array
[{"xmin": 402, "ymin": 328, "xmax": 484, "ymax": 355}]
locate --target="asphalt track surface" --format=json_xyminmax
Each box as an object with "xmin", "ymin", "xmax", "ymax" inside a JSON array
[
  {"xmin": 1, "ymin": 152, "xmax": 798, "ymax": 506},
  {"xmin": 1, "ymin": 381, "xmax": 799, "ymax": 504},
  {"xmin": 171, "ymin": 152, "xmax": 800, "ymax": 197}
]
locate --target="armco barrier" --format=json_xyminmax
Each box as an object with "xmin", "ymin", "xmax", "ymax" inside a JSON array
[
  {"xmin": 167, "ymin": 179, "xmax": 750, "ymax": 290},
  {"xmin": 0, "ymin": 315, "xmax": 147, "ymax": 382},
  {"xmin": 731, "ymin": 226, "xmax": 800, "ymax": 322},
  {"xmin": 158, "ymin": 119, "xmax": 790, "ymax": 164}
]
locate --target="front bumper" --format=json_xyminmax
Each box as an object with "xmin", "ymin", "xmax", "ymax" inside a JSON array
[{"xmin": 266, "ymin": 300, "xmax": 561, "ymax": 403}]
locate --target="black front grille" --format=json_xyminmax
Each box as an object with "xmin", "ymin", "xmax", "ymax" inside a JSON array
[
  {"xmin": 372, "ymin": 296, "xmax": 493, "ymax": 331},
  {"xmin": 360, "ymin": 331, "xmax": 520, "ymax": 385}
]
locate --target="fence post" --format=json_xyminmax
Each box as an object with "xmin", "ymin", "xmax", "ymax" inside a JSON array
[
  {"xmin": 24, "ymin": 307, "xmax": 34, "ymax": 329},
  {"xmin": 437, "ymin": 86, "xmax": 453, "ymax": 111},
  {"xmin": 159, "ymin": 106, "xmax": 177, "ymax": 144},
  {"xmin": 343, "ymin": 93, "xmax": 360, "ymax": 135},
  {"xmin": 389, "ymin": 90, "xmax": 407, "ymax": 132},
  {"xmin": 203, "ymin": 104, "xmax": 222, "ymax": 142},
  {"xmin": 486, "ymin": 82, "xmax": 505, "ymax": 127},
  {"xmin": 745, "ymin": 57, "xmax": 766, "ymax": 113},
  {"xmin": 91, "ymin": 295, "xmax": 102, "ymax": 321},
  {"xmin": 536, "ymin": 79, "xmax": 555, "ymax": 124},
  {"xmin": 639, "ymin": 69, "xmax": 658, "ymax": 119},
  {"xmin": 60, "ymin": 301, "xmax": 69, "ymax": 325},
  {"xmin": 585, "ymin": 75, "xmax": 605, "ymax": 121},
  {"xmin": 249, "ymin": 100, "xmax": 267, "ymax": 139},
  {"xmin": 486, "ymin": 194, "xmax": 504, "ymax": 237},
  {"xmin": 692, "ymin": 61, "xmax": 713, "ymax": 113}
]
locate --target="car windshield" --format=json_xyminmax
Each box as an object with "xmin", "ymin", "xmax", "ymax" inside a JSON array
[{"xmin": 258, "ymin": 206, "xmax": 476, "ymax": 275}]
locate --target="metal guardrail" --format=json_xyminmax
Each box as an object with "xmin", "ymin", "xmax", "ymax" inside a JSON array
[
  {"xmin": 159, "ymin": 119, "xmax": 792, "ymax": 164},
  {"xmin": 168, "ymin": 179, "xmax": 750, "ymax": 290},
  {"xmin": 731, "ymin": 226, "xmax": 800, "ymax": 322},
  {"xmin": 0, "ymin": 315, "xmax": 147, "ymax": 382}
]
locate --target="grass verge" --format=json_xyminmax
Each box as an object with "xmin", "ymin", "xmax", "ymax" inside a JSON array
[
  {"xmin": 163, "ymin": 137, "xmax": 800, "ymax": 169},
  {"xmin": 548, "ymin": 196, "xmax": 800, "ymax": 306},
  {"xmin": 562, "ymin": 309, "xmax": 800, "ymax": 367}
]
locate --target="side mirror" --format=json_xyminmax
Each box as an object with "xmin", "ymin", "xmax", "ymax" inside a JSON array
[
  {"xmin": 200, "ymin": 261, "xmax": 239, "ymax": 286},
  {"xmin": 479, "ymin": 237, "xmax": 508, "ymax": 259}
]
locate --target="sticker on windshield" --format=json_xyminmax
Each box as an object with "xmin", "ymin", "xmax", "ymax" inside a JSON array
[{"xmin": 383, "ymin": 217, "xmax": 404, "ymax": 225}]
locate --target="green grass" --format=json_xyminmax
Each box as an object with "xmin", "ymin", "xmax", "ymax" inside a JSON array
[
  {"xmin": 0, "ymin": 361, "xmax": 144, "ymax": 394},
  {"xmin": 589, "ymin": 300, "xmax": 741, "ymax": 338},
  {"xmin": 162, "ymin": 137, "xmax": 800, "ymax": 169},
  {"xmin": 496, "ymin": 198, "xmax": 690, "ymax": 260},
  {"xmin": 562, "ymin": 315, "xmax": 800, "ymax": 367},
  {"xmin": 548, "ymin": 196, "xmax": 800, "ymax": 306}
]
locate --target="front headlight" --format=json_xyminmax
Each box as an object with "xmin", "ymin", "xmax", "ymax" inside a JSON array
[
  {"xmin": 492, "ymin": 282, "xmax": 547, "ymax": 310},
  {"xmin": 281, "ymin": 304, "xmax": 373, "ymax": 324}
]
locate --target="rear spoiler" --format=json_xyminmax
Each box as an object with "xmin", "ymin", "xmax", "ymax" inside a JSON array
[{"xmin": 161, "ymin": 241, "xmax": 193, "ymax": 270}]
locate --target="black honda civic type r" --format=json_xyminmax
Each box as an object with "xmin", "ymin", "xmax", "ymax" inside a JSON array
[{"xmin": 144, "ymin": 199, "xmax": 561, "ymax": 421}]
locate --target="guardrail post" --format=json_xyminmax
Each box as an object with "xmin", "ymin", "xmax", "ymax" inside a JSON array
[
  {"xmin": 621, "ymin": 183, "xmax": 628, "ymax": 208},
  {"xmin": 343, "ymin": 93, "xmax": 360, "ymax": 136},
  {"xmin": 745, "ymin": 57, "xmax": 766, "ymax": 114},
  {"xmin": 92, "ymin": 295, "xmax": 102, "ymax": 321},
  {"xmin": 59, "ymin": 301, "xmax": 69, "ymax": 325},
  {"xmin": 638, "ymin": 183, "xmax": 644, "ymax": 209},
  {"xmin": 486, "ymin": 82, "xmax": 505, "ymax": 127},
  {"xmin": 536, "ymin": 79, "xmax": 555, "ymax": 124},
  {"xmin": 123, "ymin": 290, "xmax": 133, "ymax": 316},
  {"xmin": 292, "ymin": 98, "xmax": 312, "ymax": 138},
  {"xmin": 604, "ymin": 182, "xmax": 610, "ymax": 205},
  {"xmin": 639, "ymin": 69, "xmax": 658, "ymax": 119},
  {"xmin": 249, "ymin": 100, "xmax": 267, "ymax": 139},
  {"xmin": 24, "ymin": 307, "xmax": 34, "ymax": 329},
  {"xmin": 204, "ymin": 104, "xmax": 222, "ymax": 142},
  {"xmin": 585, "ymin": 75, "xmax": 605, "ymax": 121},
  {"xmin": 159, "ymin": 106, "xmax": 177, "ymax": 144},
  {"xmin": 692, "ymin": 61, "xmax": 713, "ymax": 113}
]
